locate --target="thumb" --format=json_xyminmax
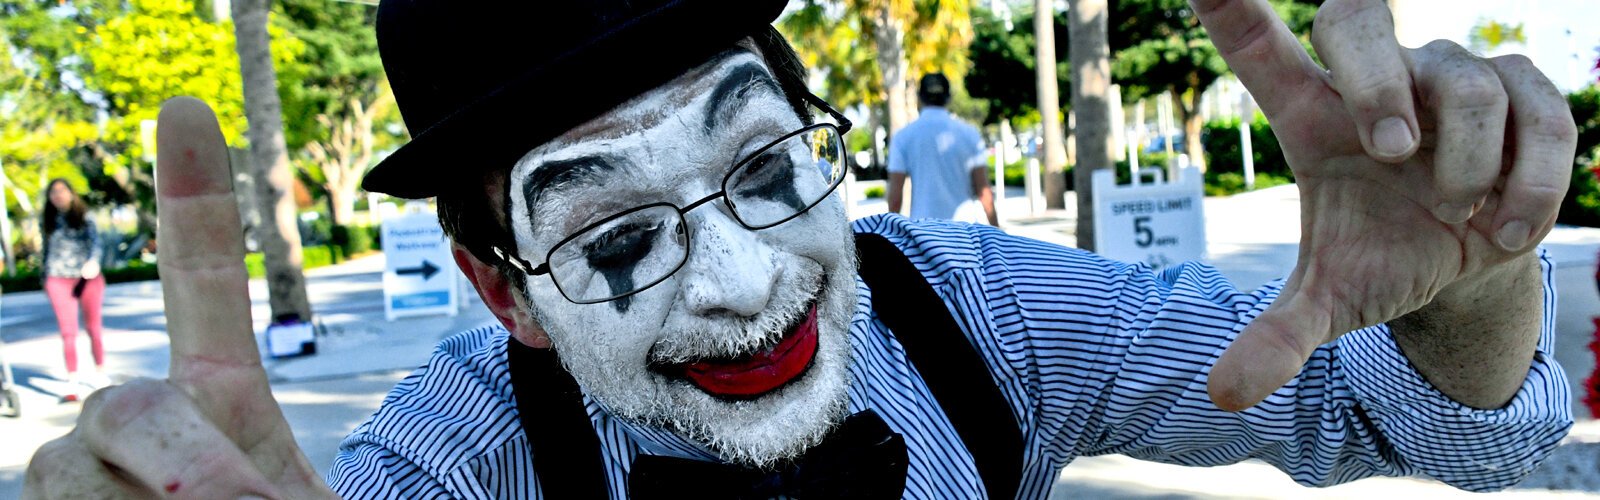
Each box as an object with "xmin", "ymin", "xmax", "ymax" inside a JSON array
[{"xmin": 1208, "ymin": 293, "xmax": 1330, "ymax": 412}]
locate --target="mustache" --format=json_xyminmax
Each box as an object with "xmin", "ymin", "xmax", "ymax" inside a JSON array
[{"xmin": 647, "ymin": 273, "xmax": 826, "ymax": 365}]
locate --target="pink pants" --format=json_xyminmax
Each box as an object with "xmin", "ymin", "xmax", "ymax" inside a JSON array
[{"xmin": 45, "ymin": 276, "xmax": 106, "ymax": 374}]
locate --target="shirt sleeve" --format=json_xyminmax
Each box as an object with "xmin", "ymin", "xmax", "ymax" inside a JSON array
[
  {"xmin": 856, "ymin": 215, "xmax": 1572, "ymax": 492},
  {"xmin": 84, "ymin": 216, "xmax": 103, "ymax": 267},
  {"xmin": 964, "ymin": 126, "xmax": 988, "ymax": 171},
  {"xmin": 330, "ymin": 437, "xmax": 455, "ymax": 499},
  {"xmin": 887, "ymin": 130, "xmax": 908, "ymax": 175}
]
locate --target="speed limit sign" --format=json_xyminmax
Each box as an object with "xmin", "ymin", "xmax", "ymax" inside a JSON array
[{"xmin": 1091, "ymin": 166, "xmax": 1207, "ymax": 270}]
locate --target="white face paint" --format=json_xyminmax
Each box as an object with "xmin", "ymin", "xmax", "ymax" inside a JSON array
[{"xmin": 505, "ymin": 50, "xmax": 858, "ymax": 467}]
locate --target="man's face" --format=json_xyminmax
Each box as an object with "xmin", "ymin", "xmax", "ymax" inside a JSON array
[{"xmin": 504, "ymin": 49, "xmax": 858, "ymax": 466}]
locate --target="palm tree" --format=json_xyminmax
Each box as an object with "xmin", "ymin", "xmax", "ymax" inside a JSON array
[
  {"xmin": 233, "ymin": 0, "xmax": 313, "ymax": 321},
  {"xmin": 782, "ymin": 0, "xmax": 973, "ymax": 137},
  {"xmin": 1035, "ymin": 0, "xmax": 1069, "ymax": 211},
  {"xmin": 1068, "ymin": 0, "xmax": 1111, "ymax": 250}
]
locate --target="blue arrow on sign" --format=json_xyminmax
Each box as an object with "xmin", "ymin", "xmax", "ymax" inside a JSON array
[{"xmin": 396, "ymin": 260, "xmax": 441, "ymax": 280}]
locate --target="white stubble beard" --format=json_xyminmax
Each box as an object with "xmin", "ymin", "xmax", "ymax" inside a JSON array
[{"xmin": 530, "ymin": 205, "xmax": 861, "ymax": 468}]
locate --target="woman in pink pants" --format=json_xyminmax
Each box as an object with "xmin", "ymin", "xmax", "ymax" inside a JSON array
[{"xmin": 40, "ymin": 179, "xmax": 105, "ymax": 400}]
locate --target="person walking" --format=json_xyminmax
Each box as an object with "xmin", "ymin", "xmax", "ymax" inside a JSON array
[
  {"xmin": 39, "ymin": 179, "xmax": 106, "ymax": 399},
  {"xmin": 887, "ymin": 73, "xmax": 999, "ymax": 226}
]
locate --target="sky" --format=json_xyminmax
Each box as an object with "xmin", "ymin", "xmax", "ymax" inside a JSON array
[{"xmin": 1391, "ymin": 0, "xmax": 1600, "ymax": 92}]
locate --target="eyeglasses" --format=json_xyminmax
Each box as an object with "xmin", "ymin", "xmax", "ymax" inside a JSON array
[{"xmin": 493, "ymin": 93, "xmax": 853, "ymax": 305}]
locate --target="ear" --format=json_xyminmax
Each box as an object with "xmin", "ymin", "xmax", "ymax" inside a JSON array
[{"xmin": 452, "ymin": 242, "xmax": 552, "ymax": 349}]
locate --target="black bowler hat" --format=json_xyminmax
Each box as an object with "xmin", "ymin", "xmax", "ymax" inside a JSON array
[{"xmin": 361, "ymin": 0, "xmax": 790, "ymax": 199}]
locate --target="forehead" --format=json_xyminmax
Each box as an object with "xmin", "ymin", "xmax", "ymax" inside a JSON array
[{"xmin": 537, "ymin": 49, "xmax": 776, "ymax": 153}]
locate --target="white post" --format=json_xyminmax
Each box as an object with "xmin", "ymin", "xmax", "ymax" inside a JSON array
[
  {"xmin": 843, "ymin": 169, "xmax": 856, "ymax": 219},
  {"xmin": 993, "ymin": 123, "xmax": 1007, "ymax": 225},
  {"xmin": 1157, "ymin": 93, "xmax": 1178, "ymax": 180},
  {"xmin": 1238, "ymin": 92, "xmax": 1256, "ymax": 190},
  {"xmin": 1025, "ymin": 157, "xmax": 1043, "ymax": 216},
  {"xmin": 1127, "ymin": 135, "xmax": 1140, "ymax": 184},
  {"xmin": 1109, "ymin": 84, "xmax": 1126, "ymax": 162}
]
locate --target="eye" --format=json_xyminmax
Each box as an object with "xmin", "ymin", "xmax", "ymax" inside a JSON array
[
  {"xmin": 734, "ymin": 151, "xmax": 796, "ymax": 200},
  {"xmin": 582, "ymin": 220, "xmax": 663, "ymax": 270}
]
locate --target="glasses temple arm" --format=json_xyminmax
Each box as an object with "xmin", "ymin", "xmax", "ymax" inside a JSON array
[{"xmin": 801, "ymin": 91, "xmax": 852, "ymax": 134}]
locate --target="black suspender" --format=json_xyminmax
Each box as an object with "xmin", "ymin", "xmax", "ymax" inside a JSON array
[
  {"xmin": 854, "ymin": 233, "xmax": 1024, "ymax": 499},
  {"xmin": 508, "ymin": 340, "xmax": 609, "ymax": 499},
  {"xmin": 508, "ymin": 232, "xmax": 1025, "ymax": 499}
]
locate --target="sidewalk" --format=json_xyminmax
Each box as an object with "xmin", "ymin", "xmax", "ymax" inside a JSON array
[{"xmin": 1, "ymin": 184, "xmax": 1597, "ymax": 497}]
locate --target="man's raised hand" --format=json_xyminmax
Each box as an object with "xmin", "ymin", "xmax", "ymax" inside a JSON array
[
  {"xmin": 23, "ymin": 98, "xmax": 334, "ymax": 499},
  {"xmin": 1193, "ymin": 0, "xmax": 1578, "ymax": 412}
]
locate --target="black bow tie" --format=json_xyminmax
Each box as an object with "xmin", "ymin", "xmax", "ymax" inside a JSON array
[{"xmin": 629, "ymin": 409, "xmax": 909, "ymax": 500}]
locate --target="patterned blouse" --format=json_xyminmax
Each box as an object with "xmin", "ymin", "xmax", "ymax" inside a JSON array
[{"xmin": 41, "ymin": 214, "xmax": 102, "ymax": 279}]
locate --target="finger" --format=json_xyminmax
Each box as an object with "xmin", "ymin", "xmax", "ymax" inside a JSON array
[
  {"xmin": 1190, "ymin": 0, "xmax": 1325, "ymax": 119},
  {"xmin": 1208, "ymin": 293, "xmax": 1329, "ymax": 411},
  {"xmin": 1310, "ymin": 0, "xmax": 1420, "ymax": 162},
  {"xmin": 1412, "ymin": 41, "xmax": 1509, "ymax": 223},
  {"xmin": 24, "ymin": 434, "xmax": 143, "ymax": 499},
  {"xmin": 156, "ymin": 98, "xmax": 268, "ymax": 386},
  {"xmin": 1485, "ymin": 55, "xmax": 1577, "ymax": 252},
  {"xmin": 77, "ymin": 379, "xmax": 280, "ymax": 499}
]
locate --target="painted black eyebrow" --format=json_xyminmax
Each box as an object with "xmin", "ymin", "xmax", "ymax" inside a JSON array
[
  {"xmin": 521, "ymin": 155, "xmax": 618, "ymax": 213},
  {"xmin": 704, "ymin": 62, "xmax": 782, "ymax": 131}
]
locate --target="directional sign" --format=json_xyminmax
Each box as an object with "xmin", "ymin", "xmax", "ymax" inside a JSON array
[
  {"xmin": 395, "ymin": 260, "xmax": 441, "ymax": 280},
  {"xmin": 1091, "ymin": 166, "xmax": 1207, "ymax": 271},
  {"xmin": 381, "ymin": 207, "xmax": 459, "ymax": 321}
]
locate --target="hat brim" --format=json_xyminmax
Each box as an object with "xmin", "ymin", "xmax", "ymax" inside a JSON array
[{"xmin": 362, "ymin": 0, "xmax": 787, "ymax": 199}]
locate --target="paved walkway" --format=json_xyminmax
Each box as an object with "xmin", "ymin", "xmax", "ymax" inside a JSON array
[{"xmin": 0, "ymin": 184, "xmax": 1596, "ymax": 498}]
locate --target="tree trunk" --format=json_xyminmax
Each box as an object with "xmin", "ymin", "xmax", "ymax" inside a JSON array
[
  {"xmin": 1035, "ymin": 0, "xmax": 1069, "ymax": 210},
  {"xmin": 233, "ymin": 0, "xmax": 312, "ymax": 322},
  {"xmin": 875, "ymin": 7, "xmax": 911, "ymax": 137},
  {"xmin": 327, "ymin": 188, "xmax": 356, "ymax": 227},
  {"xmin": 1176, "ymin": 84, "xmax": 1210, "ymax": 171},
  {"xmin": 1069, "ymin": 0, "xmax": 1113, "ymax": 251}
]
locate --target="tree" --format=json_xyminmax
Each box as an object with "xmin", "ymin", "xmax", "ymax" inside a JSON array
[
  {"xmin": 81, "ymin": 0, "xmax": 288, "ymax": 235},
  {"xmin": 300, "ymin": 87, "xmax": 394, "ymax": 224},
  {"xmin": 0, "ymin": 0, "xmax": 120, "ymax": 252},
  {"xmin": 1070, "ymin": 0, "xmax": 1113, "ymax": 249},
  {"xmin": 780, "ymin": 0, "xmax": 973, "ymax": 135},
  {"xmin": 275, "ymin": 0, "xmax": 398, "ymax": 226},
  {"xmin": 233, "ymin": 0, "xmax": 312, "ymax": 322},
  {"xmin": 2, "ymin": 0, "xmax": 305, "ymax": 240},
  {"xmin": 965, "ymin": 7, "xmax": 1069, "ymax": 126},
  {"xmin": 1037, "ymin": 0, "xmax": 1070, "ymax": 210},
  {"xmin": 1467, "ymin": 19, "xmax": 1525, "ymax": 54},
  {"xmin": 1110, "ymin": 0, "xmax": 1318, "ymax": 170}
]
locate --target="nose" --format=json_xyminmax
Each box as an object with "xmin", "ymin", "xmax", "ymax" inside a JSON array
[{"xmin": 675, "ymin": 208, "xmax": 777, "ymax": 318}]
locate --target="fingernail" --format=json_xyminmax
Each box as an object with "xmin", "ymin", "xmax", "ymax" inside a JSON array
[
  {"xmin": 1372, "ymin": 117, "xmax": 1414, "ymax": 158},
  {"xmin": 1496, "ymin": 220, "xmax": 1531, "ymax": 251},
  {"xmin": 1433, "ymin": 202, "xmax": 1473, "ymax": 224}
]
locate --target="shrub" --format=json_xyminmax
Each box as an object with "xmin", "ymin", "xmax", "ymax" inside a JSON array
[
  {"xmin": 1558, "ymin": 86, "xmax": 1600, "ymax": 227},
  {"xmin": 993, "ymin": 158, "xmax": 1073, "ymax": 192},
  {"xmin": 1204, "ymin": 172, "xmax": 1293, "ymax": 197},
  {"xmin": 243, "ymin": 245, "xmax": 337, "ymax": 279},
  {"xmin": 0, "ymin": 259, "xmax": 162, "ymax": 294},
  {"xmin": 863, "ymin": 185, "xmax": 885, "ymax": 199},
  {"xmin": 331, "ymin": 224, "xmax": 377, "ymax": 261},
  {"xmin": 1202, "ymin": 114, "xmax": 1291, "ymax": 179}
]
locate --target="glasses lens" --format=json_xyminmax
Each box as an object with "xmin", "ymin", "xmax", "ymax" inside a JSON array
[
  {"xmin": 546, "ymin": 205, "xmax": 688, "ymax": 303},
  {"xmin": 725, "ymin": 125, "xmax": 846, "ymax": 228}
]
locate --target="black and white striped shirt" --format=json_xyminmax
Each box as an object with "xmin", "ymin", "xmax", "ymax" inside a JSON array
[{"xmin": 329, "ymin": 215, "xmax": 1571, "ymax": 499}]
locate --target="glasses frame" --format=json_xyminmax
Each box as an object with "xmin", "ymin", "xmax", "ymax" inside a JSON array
[{"xmin": 492, "ymin": 91, "xmax": 854, "ymax": 305}]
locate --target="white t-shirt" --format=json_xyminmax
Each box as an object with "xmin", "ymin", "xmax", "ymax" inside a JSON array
[{"xmin": 887, "ymin": 108, "xmax": 987, "ymax": 223}]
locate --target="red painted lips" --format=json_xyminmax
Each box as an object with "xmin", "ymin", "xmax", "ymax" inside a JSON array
[{"xmin": 681, "ymin": 304, "xmax": 819, "ymax": 398}]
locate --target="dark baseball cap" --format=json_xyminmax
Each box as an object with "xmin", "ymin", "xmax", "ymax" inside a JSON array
[{"xmin": 361, "ymin": 0, "xmax": 790, "ymax": 199}]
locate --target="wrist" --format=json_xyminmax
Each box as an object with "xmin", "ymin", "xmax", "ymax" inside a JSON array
[
  {"xmin": 1429, "ymin": 252, "xmax": 1538, "ymax": 309},
  {"xmin": 1391, "ymin": 251, "xmax": 1542, "ymax": 409}
]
